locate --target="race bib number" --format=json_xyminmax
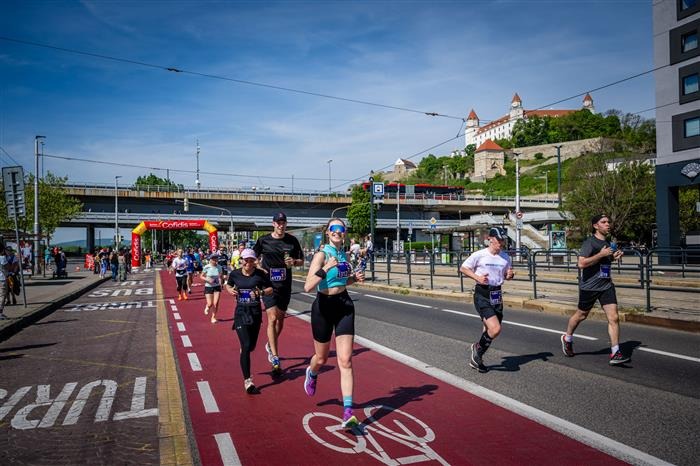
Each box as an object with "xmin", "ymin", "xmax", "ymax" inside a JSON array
[
  {"xmin": 208, "ymin": 276, "xmax": 220, "ymax": 287},
  {"xmin": 238, "ymin": 289, "xmax": 254, "ymax": 304},
  {"xmin": 490, "ymin": 290, "xmax": 503, "ymax": 306},
  {"xmin": 599, "ymin": 265, "xmax": 611, "ymax": 279},
  {"xmin": 336, "ymin": 262, "xmax": 351, "ymax": 279},
  {"xmin": 270, "ymin": 268, "xmax": 287, "ymax": 282}
]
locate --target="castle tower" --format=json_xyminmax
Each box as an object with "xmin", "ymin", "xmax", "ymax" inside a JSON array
[
  {"xmin": 582, "ymin": 93, "xmax": 595, "ymax": 113},
  {"xmin": 509, "ymin": 93, "xmax": 524, "ymax": 121},
  {"xmin": 465, "ymin": 109, "xmax": 479, "ymax": 147}
]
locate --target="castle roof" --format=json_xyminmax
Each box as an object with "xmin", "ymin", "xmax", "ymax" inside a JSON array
[
  {"xmin": 395, "ymin": 158, "xmax": 417, "ymax": 168},
  {"xmin": 467, "ymin": 109, "xmax": 478, "ymax": 120},
  {"xmin": 583, "ymin": 93, "xmax": 593, "ymax": 102},
  {"xmin": 511, "ymin": 93, "xmax": 522, "ymax": 104},
  {"xmin": 475, "ymin": 139, "xmax": 504, "ymax": 152}
]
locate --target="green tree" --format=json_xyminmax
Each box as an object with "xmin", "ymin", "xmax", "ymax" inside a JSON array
[
  {"xmin": 680, "ymin": 187, "xmax": 700, "ymax": 235},
  {"xmin": 346, "ymin": 185, "xmax": 373, "ymax": 236},
  {"xmin": 511, "ymin": 115, "xmax": 550, "ymax": 147},
  {"xmin": 563, "ymin": 156, "xmax": 655, "ymax": 243},
  {"xmin": 134, "ymin": 173, "xmax": 182, "ymax": 191},
  {"xmin": 0, "ymin": 172, "xmax": 83, "ymax": 243}
]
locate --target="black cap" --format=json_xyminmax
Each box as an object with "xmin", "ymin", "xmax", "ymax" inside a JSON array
[
  {"xmin": 273, "ymin": 212, "xmax": 287, "ymax": 222},
  {"xmin": 591, "ymin": 214, "xmax": 608, "ymax": 225},
  {"xmin": 488, "ymin": 227, "xmax": 507, "ymax": 240}
]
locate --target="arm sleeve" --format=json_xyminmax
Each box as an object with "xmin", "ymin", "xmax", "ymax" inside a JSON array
[
  {"xmin": 462, "ymin": 253, "xmax": 477, "ymax": 271},
  {"xmin": 579, "ymin": 238, "xmax": 593, "ymax": 258}
]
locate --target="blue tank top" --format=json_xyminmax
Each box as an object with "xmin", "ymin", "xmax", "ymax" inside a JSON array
[{"xmin": 317, "ymin": 244, "xmax": 352, "ymax": 291}]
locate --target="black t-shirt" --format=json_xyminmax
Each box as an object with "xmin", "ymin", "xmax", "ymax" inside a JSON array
[
  {"xmin": 253, "ymin": 233, "xmax": 303, "ymax": 288},
  {"xmin": 226, "ymin": 269, "xmax": 272, "ymax": 307},
  {"xmin": 217, "ymin": 253, "xmax": 230, "ymax": 269},
  {"xmin": 579, "ymin": 235, "xmax": 613, "ymax": 291}
]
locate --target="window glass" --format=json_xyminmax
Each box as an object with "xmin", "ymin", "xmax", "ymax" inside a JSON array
[
  {"xmin": 685, "ymin": 117, "xmax": 700, "ymax": 137},
  {"xmin": 682, "ymin": 0, "xmax": 698, "ymax": 11},
  {"xmin": 683, "ymin": 74, "xmax": 700, "ymax": 94},
  {"xmin": 682, "ymin": 32, "xmax": 698, "ymax": 52}
]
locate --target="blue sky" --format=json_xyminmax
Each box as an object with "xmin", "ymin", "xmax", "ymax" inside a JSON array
[{"xmin": 1, "ymin": 0, "xmax": 654, "ymax": 197}]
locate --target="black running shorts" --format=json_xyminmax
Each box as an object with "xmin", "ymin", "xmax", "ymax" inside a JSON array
[
  {"xmin": 473, "ymin": 285, "xmax": 504, "ymax": 322},
  {"xmin": 578, "ymin": 285, "xmax": 617, "ymax": 311},
  {"xmin": 263, "ymin": 287, "xmax": 291, "ymax": 311},
  {"xmin": 204, "ymin": 286, "xmax": 222, "ymax": 294},
  {"xmin": 311, "ymin": 290, "xmax": 355, "ymax": 343}
]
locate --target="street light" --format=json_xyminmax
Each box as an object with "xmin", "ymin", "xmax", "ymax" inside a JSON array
[
  {"xmin": 327, "ymin": 159, "xmax": 333, "ymax": 194},
  {"xmin": 513, "ymin": 152, "xmax": 521, "ymax": 254},
  {"xmin": 115, "ymin": 175, "xmax": 122, "ymax": 250},
  {"xmin": 34, "ymin": 135, "xmax": 45, "ymax": 275},
  {"xmin": 369, "ymin": 172, "xmax": 375, "ymax": 281},
  {"xmin": 553, "ymin": 145, "xmax": 563, "ymax": 205}
]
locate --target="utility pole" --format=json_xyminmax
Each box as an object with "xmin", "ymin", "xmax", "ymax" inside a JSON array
[
  {"xmin": 396, "ymin": 185, "xmax": 400, "ymax": 255},
  {"xmin": 369, "ymin": 174, "xmax": 375, "ymax": 281},
  {"xmin": 115, "ymin": 175, "xmax": 122, "ymax": 250},
  {"xmin": 554, "ymin": 144, "xmax": 563, "ymax": 206},
  {"xmin": 34, "ymin": 135, "xmax": 45, "ymax": 275},
  {"xmin": 195, "ymin": 139, "xmax": 201, "ymax": 191},
  {"xmin": 514, "ymin": 152, "xmax": 521, "ymax": 254}
]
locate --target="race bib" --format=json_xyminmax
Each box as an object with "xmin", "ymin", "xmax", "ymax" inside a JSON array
[
  {"xmin": 336, "ymin": 262, "xmax": 351, "ymax": 279},
  {"xmin": 208, "ymin": 276, "xmax": 220, "ymax": 287},
  {"xmin": 599, "ymin": 265, "xmax": 611, "ymax": 279},
  {"xmin": 489, "ymin": 290, "xmax": 503, "ymax": 306},
  {"xmin": 270, "ymin": 268, "xmax": 287, "ymax": 282},
  {"xmin": 238, "ymin": 289, "xmax": 254, "ymax": 304}
]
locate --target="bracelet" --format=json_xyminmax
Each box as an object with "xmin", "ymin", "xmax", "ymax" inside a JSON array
[{"xmin": 315, "ymin": 268, "xmax": 327, "ymax": 279}]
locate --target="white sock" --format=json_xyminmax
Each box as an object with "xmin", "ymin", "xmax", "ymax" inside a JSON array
[
  {"xmin": 611, "ymin": 344, "xmax": 619, "ymax": 354},
  {"xmin": 564, "ymin": 334, "xmax": 573, "ymax": 342}
]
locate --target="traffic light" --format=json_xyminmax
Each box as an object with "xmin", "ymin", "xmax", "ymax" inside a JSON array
[{"xmin": 183, "ymin": 198, "xmax": 189, "ymax": 212}]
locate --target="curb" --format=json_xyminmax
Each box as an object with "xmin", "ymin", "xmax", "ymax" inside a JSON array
[
  {"xmin": 353, "ymin": 282, "xmax": 698, "ymax": 333},
  {"xmin": 0, "ymin": 276, "xmax": 111, "ymax": 343}
]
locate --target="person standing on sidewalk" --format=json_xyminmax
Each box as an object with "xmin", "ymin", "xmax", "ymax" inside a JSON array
[
  {"xmin": 303, "ymin": 218, "xmax": 365, "ymax": 428},
  {"xmin": 225, "ymin": 248, "xmax": 272, "ymax": 394},
  {"xmin": 0, "ymin": 245, "xmax": 9, "ymax": 320},
  {"xmin": 561, "ymin": 214, "xmax": 630, "ymax": 365},
  {"xmin": 253, "ymin": 212, "xmax": 304, "ymax": 375},
  {"xmin": 459, "ymin": 227, "xmax": 514, "ymax": 373}
]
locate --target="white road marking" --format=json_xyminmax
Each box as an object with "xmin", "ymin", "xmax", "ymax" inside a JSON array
[
  {"xmin": 169, "ymin": 299, "xmax": 175, "ymax": 304},
  {"xmin": 187, "ymin": 353, "xmax": 202, "ymax": 371},
  {"xmin": 638, "ymin": 347, "xmax": 700, "ymax": 363},
  {"xmin": 196, "ymin": 381, "xmax": 220, "ymax": 413},
  {"xmin": 176, "ymin": 322, "xmax": 186, "ymax": 332},
  {"xmin": 170, "ymin": 305, "xmax": 178, "ymax": 311},
  {"xmin": 365, "ymin": 294, "xmax": 433, "ymax": 308},
  {"xmin": 287, "ymin": 306, "xmax": 671, "ymax": 466},
  {"xmin": 214, "ymin": 432, "xmax": 242, "ymax": 466},
  {"xmin": 173, "ymin": 313, "xmax": 181, "ymax": 320},
  {"xmin": 181, "ymin": 335, "xmax": 192, "ymax": 347},
  {"xmin": 301, "ymin": 292, "xmax": 315, "ymax": 298}
]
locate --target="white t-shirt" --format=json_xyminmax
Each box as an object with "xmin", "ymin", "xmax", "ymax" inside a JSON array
[
  {"xmin": 461, "ymin": 248, "xmax": 512, "ymax": 287},
  {"xmin": 172, "ymin": 257, "xmax": 187, "ymax": 277}
]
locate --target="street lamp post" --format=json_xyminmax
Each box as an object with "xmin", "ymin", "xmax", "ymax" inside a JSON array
[
  {"xmin": 115, "ymin": 175, "xmax": 122, "ymax": 250},
  {"xmin": 196, "ymin": 139, "xmax": 201, "ymax": 191},
  {"xmin": 34, "ymin": 135, "xmax": 45, "ymax": 275},
  {"xmin": 327, "ymin": 159, "xmax": 333, "ymax": 194},
  {"xmin": 554, "ymin": 145, "xmax": 563, "ymax": 205},
  {"xmin": 369, "ymin": 174, "xmax": 375, "ymax": 281},
  {"xmin": 396, "ymin": 185, "xmax": 400, "ymax": 255},
  {"xmin": 513, "ymin": 152, "xmax": 521, "ymax": 254}
]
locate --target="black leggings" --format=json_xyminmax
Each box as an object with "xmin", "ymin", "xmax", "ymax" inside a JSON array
[
  {"xmin": 175, "ymin": 275, "xmax": 188, "ymax": 292},
  {"xmin": 233, "ymin": 306, "xmax": 263, "ymax": 379},
  {"xmin": 311, "ymin": 290, "xmax": 355, "ymax": 343}
]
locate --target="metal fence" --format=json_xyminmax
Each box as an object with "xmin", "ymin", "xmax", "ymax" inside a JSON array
[{"xmin": 362, "ymin": 247, "xmax": 699, "ymax": 313}]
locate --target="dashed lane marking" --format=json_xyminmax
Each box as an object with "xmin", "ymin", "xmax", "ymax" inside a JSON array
[
  {"xmin": 173, "ymin": 313, "xmax": 181, "ymax": 320},
  {"xmin": 181, "ymin": 335, "xmax": 192, "ymax": 347},
  {"xmin": 214, "ymin": 432, "xmax": 242, "ymax": 466},
  {"xmin": 176, "ymin": 322, "xmax": 186, "ymax": 332},
  {"xmin": 187, "ymin": 352, "xmax": 202, "ymax": 371},
  {"xmin": 638, "ymin": 347, "xmax": 700, "ymax": 363},
  {"xmin": 365, "ymin": 294, "xmax": 434, "ymax": 308},
  {"xmin": 196, "ymin": 381, "xmax": 220, "ymax": 413}
]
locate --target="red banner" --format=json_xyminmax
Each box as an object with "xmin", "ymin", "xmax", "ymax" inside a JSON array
[
  {"xmin": 84, "ymin": 254, "xmax": 94, "ymax": 270},
  {"xmin": 144, "ymin": 220, "xmax": 206, "ymax": 230}
]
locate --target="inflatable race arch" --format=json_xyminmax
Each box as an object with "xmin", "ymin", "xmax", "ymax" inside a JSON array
[{"xmin": 131, "ymin": 219, "xmax": 218, "ymax": 268}]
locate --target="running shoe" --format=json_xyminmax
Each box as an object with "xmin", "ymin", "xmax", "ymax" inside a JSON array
[
  {"xmin": 561, "ymin": 334, "xmax": 574, "ymax": 357},
  {"xmin": 341, "ymin": 408, "xmax": 359, "ymax": 428},
  {"xmin": 265, "ymin": 342, "xmax": 274, "ymax": 363},
  {"xmin": 303, "ymin": 366, "xmax": 316, "ymax": 396},
  {"xmin": 244, "ymin": 378, "xmax": 256, "ymax": 394},
  {"xmin": 183, "ymin": 293, "xmax": 188, "ymax": 300},
  {"xmin": 469, "ymin": 343, "xmax": 487, "ymax": 373},
  {"xmin": 271, "ymin": 356, "xmax": 282, "ymax": 374},
  {"xmin": 210, "ymin": 316, "xmax": 217, "ymax": 324},
  {"xmin": 609, "ymin": 350, "xmax": 631, "ymax": 365},
  {"xmin": 177, "ymin": 294, "xmax": 183, "ymax": 301}
]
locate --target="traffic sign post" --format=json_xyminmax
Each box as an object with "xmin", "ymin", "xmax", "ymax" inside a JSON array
[{"xmin": 2, "ymin": 166, "xmax": 28, "ymax": 307}]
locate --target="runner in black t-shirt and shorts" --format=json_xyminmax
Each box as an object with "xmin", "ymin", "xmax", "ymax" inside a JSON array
[
  {"xmin": 561, "ymin": 214, "xmax": 630, "ymax": 365},
  {"xmin": 253, "ymin": 212, "xmax": 304, "ymax": 375}
]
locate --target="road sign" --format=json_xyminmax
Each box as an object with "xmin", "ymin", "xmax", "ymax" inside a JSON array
[
  {"xmin": 2, "ymin": 166, "xmax": 24, "ymax": 193},
  {"xmin": 430, "ymin": 217, "xmax": 437, "ymax": 225},
  {"xmin": 373, "ymin": 182, "xmax": 385, "ymax": 196},
  {"xmin": 3, "ymin": 166, "xmax": 26, "ymax": 218},
  {"xmin": 516, "ymin": 211, "xmax": 523, "ymax": 219}
]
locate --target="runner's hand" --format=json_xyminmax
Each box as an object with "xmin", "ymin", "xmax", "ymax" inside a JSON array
[
  {"xmin": 600, "ymin": 246, "xmax": 613, "ymax": 257},
  {"xmin": 324, "ymin": 256, "xmax": 338, "ymax": 270},
  {"xmin": 284, "ymin": 256, "xmax": 295, "ymax": 267},
  {"xmin": 354, "ymin": 270, "xmax": 365, "ymax": 283},
  {"xmin": 613, "ymin": 250, "xmax": 624, "ymax": 260},
  {"xmin": 505, "ymin": 268, "xmax": 514, "ymax": 280},
  {"xmin": 477, "ymin": 273, "xmax": 489, "ymax": 285}
]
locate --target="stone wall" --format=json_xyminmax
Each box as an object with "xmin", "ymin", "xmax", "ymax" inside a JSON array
[{"xmin": 512, "ymin": 137, "xmax": 617, "ymax": 162}]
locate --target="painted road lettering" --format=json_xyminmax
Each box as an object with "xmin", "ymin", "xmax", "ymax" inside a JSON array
[
  {"xmin": 63, "ymin": 299, "xmax": 156, "ymax": 312},
  {"xmin": 0, "ymin": 377, "xmax": 157, "ymax": 429},
  {"xmin": 88, "ymin": 288, "xmax": 154, "ymax": 298}
]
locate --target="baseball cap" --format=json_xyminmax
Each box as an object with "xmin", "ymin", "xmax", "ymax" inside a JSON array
[
  {"xmin": 488, "ymin": 227, "xmax": 507, "ymax": 240},
  {"xmin": 273, "ymin": 212, "xmax": 287, "ymax": 222},
  {"xmin": 208, "ymin": 253, "xmax": 219, "ymax": 260},
  {"xmin": 591, "ymin": 214, "xmax": 608, "ymax": 225},
  {"xmin": 241, "ymin": 248, "xmax": 257, "ymax": 260}
]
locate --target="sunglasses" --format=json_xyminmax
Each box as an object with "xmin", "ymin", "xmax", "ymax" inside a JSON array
[{"xmin": 328, "ymin": 224, "xmax": 346, "ymax": 234}]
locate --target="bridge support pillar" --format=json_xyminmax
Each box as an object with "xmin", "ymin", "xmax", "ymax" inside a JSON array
[{"xmin": 86, "ymin": 226, "xmax": 95, "ymax": 253}]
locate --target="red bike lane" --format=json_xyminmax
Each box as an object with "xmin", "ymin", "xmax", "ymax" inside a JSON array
[{"xmin": 160, "ymin": 271, "xmax": 626, "ymax": 465}]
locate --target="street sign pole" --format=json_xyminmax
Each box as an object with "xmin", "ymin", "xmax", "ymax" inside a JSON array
[{"xmin": 10, "ymin": 171, "xmax": 27, "ymax": 308}]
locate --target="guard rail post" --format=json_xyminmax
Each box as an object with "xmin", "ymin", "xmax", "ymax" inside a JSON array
[{"xmin": 387, "ymin": 250, "xmax": 392, "ymax": 285}]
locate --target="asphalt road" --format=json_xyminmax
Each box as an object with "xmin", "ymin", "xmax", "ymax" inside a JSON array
[{"xmin": 288, "ymin": 281, "xmax": 700, "ymax": 466}]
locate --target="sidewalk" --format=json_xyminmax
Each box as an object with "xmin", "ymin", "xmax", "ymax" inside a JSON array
[{"xmin": 0, "ymin": 262, "xmax": 109, "ymax": 342}]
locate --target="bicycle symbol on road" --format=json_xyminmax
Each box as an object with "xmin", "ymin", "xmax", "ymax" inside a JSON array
[{"xmin": 302, "ymin": 405, "xmax": 448, "ymax": 465}]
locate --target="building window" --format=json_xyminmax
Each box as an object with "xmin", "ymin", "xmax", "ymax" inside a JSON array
[
  {"xmin": 682, "ymin": 32, "xmax": 698, "ymax": 53},
  {"xmin": 678, "ymin": 0, "xmax": 700, "ymax": 20},
  {"xmin": 680, "ymin": 62, "xmax": 700, "ymax": 104},
  {"xmin": 670, "ymin": 18, "xmax": 700, "ymax": 64},
  {"xmin": 672, "ymin": 109, "xmax": 700, "ymax": 151}
]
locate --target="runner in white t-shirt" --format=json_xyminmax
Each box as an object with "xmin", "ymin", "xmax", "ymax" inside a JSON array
[
  {"xmin": 170, "ymin": 249, "xmax": 189, "ymax": 301},
  {"xmin": 459, "ymin": 227, "xmax": 514, "ymax": 373}
]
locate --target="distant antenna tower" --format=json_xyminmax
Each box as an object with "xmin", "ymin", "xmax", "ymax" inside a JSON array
[{"xmin": 195, "ymin": 139, "xmax": 201, "ymax": 191}]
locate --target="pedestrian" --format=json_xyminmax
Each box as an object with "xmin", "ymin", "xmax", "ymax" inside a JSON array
[
  {"xmin": 561, "ymin": 214, "xmax": 630, "ymax": 365},
  {"xmin": 0, "ymin": 245, "xmax": 8, "ymax": 320},
  {"xmin": 225, "ymin": 248, "xmax": 273, "ymax": 394},
  {"xmin": 253, "ymin": 212, "xmax": 304, "ymax": 375},
  {"xmin": 4, "ymin": 247, "xmax": 19, "ymax": 306},
  {"xmin": 459, "ymin": 227, "xmax": 514, "ymax": 373},
  {"xmin": 170, "ymin": 249, "xmax": 188, "ymax": 301},
  {"xmin": 202, "ymin": 254, "xmax": 223, "ymax": 324},
  {"xmin": 303, "ymin": 218, "xmax": 365, "ymax": 428}
]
